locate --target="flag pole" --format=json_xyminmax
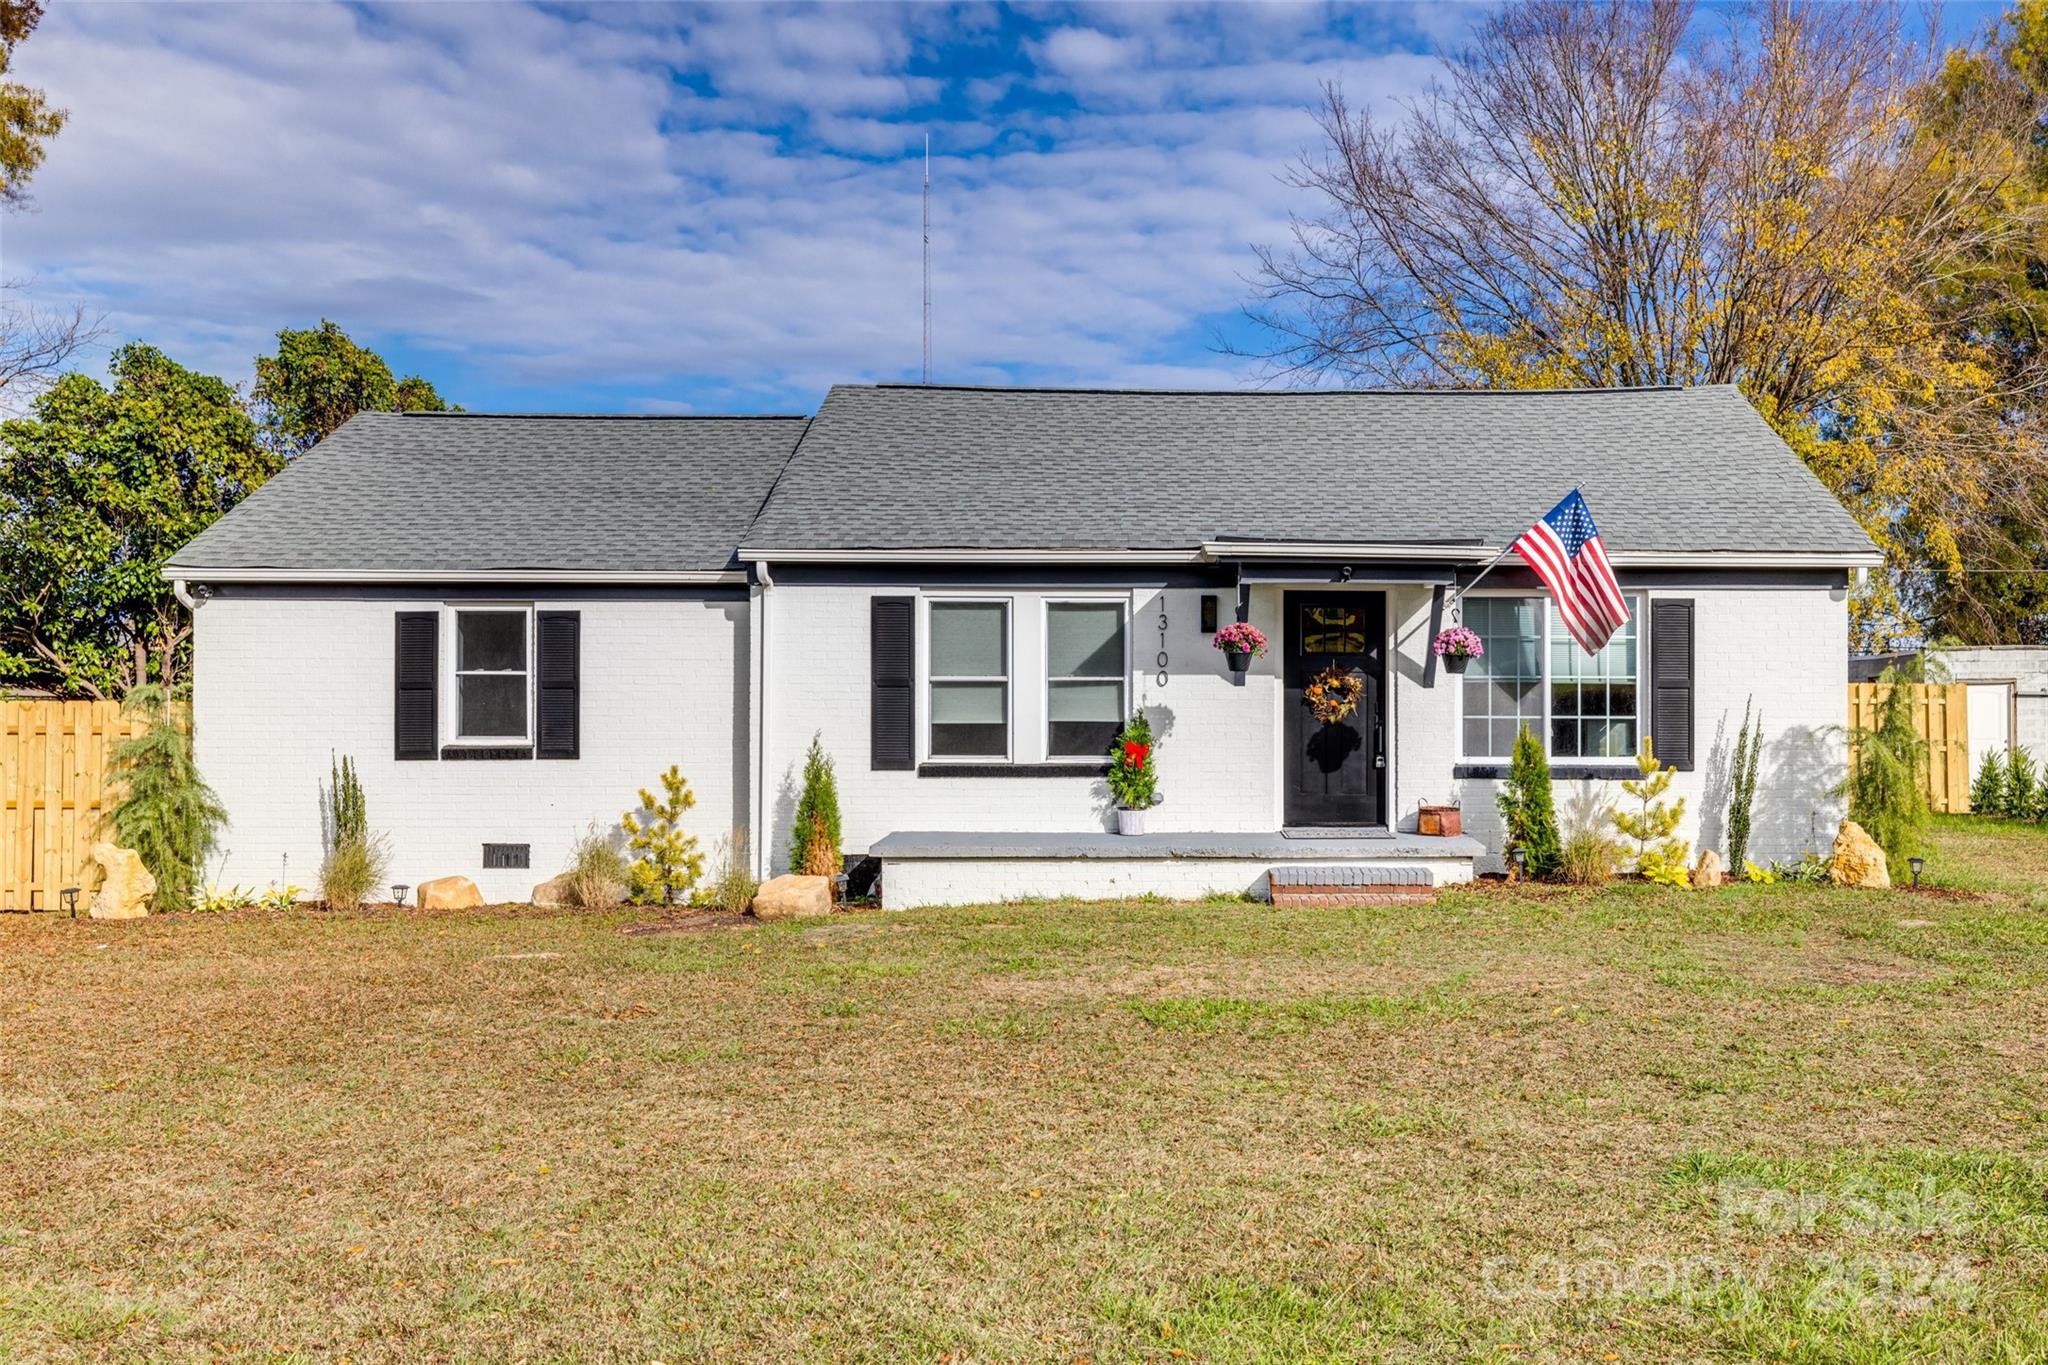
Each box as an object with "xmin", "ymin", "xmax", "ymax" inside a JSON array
[{"xmin": 1446, "ymin": 542, "xmax": 1520, "ymax": 623}]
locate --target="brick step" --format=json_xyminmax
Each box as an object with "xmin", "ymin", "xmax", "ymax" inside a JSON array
[{"xmin": 1267, "ymin": 864, "xmax": 1437, "ymax": 907}]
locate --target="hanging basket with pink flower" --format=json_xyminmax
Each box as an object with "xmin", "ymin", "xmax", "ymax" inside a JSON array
[
  {"xmin": 1432, "ymin": 625, "xmax": 1485, "ymax": 675},
  {"xmin": 1211, "ymin": 621, "xmax": 1268, "ymax": 674}
]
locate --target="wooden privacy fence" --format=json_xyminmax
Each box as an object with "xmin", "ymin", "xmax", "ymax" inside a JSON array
[
  {"xmin": 1, "ymin": 701, "xmax": 144, "ymax": 912},
  {"xmin": 1847, "ymin": 682, "xmax": 1971, "ymax": 814}
]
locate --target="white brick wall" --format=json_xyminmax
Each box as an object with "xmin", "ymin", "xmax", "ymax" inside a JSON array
[
  {"xmin": 766, "ymin": 579, "xmax": 1849, "ymax": 873},
  {"xmin": 193, "ymin": 591, "xmax": 748, "ymax": 902}
]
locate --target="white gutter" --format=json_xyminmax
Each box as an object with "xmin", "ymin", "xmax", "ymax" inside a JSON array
[
  {"xmin": 1202, "ymin": 540, "xmax": 1494, "ymax": 562},
  {"xmin": 170, "ymin": 579, "xmax": 204, "ymax": 611},
  {"xmin": 160, "ymin": 567, "xmax": 750, "ymax": 585},
  {"xmin": 1603, "ymin": 550, "xmax": 1885, "ymax": 570}
]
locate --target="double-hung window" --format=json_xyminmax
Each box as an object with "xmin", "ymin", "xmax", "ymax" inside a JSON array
[
  {"xmin": 450, "ymin": 606, "xmax": 531, "ymax": 743},
  {"xmin": 1045, "ymin": 601, "xmax": 1126, "ymax": 757},
  {"xmin": 928, "ymin": 600, "xmax": 1009, "ymax": 758},
  {"xmin": 1461, "ymin": 595, "xmax": 1641, "ymax": 762}
]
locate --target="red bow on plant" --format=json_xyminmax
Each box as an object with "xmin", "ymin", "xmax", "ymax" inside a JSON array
[{"xmin": 1122, "ymin": 741, "xmax": 1150, "ymax": 768}]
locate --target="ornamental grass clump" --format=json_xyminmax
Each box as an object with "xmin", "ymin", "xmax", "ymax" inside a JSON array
[
  {"xmin": 561, "ymin": 822, "xmax": 629, "ymax": 910},
  {"xmin": 1557, "ymin": 781, "xmax": 1623, "ymax": 885},
  {"xmin": 106, "ymin": 685, "xmax": 226, "ymax": 912},
  {"xmin": 1107, "ymin": 712, "xmax": 1161, "ymax": 811},
  {"xmin": 319, "ymin": 832, "xmax": 390, "ymax": 913}
]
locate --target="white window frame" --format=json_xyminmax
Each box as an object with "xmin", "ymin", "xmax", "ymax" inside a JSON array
[
  {"xmin": 1454, "ymin": 591, "xmax": 1645, "ymax": 766},
  {"xmin": 1041, "ymin": 596, "xmax": 1132, "ymax": 761},
  {"xmin": 441, "ymin": 602, "xmax": 535, "ymax": 747},
  {"xmin": 920, "ymin": 595, "xmax": 1014, "ymax": 763}
]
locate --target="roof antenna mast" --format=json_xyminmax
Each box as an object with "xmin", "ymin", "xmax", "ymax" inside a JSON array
[{"xmin": 922, "ymin": 132, "xmax": 932, "ymax": 384}]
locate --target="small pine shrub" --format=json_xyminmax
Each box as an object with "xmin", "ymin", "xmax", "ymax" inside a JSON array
[
  {"xmin": 1557, "ymin": 782, "xmax": 1622, "ymax": 885},
  {"xmin": 1496, "ymin": 725, "xmax": 1561, "ymax": 878},
  {"xmin": 2001, "ymin": 748, "xmax": 2039, "ymax": 822},
  {"xmin": 1725, "ymin": 698, "xmax": 1763, "ymax": 872},
  {"xmin": 106, "ymin": 685, "xmax": 227, "ymax": 912},
  {"xmin": 324, "ymin": 753, "xmax": 367, "ymax": 849},
  {"xmin": 1615, "ymin": 740, "xmax": 1690, "ymax": 887},
  {"xmin": 1970, "ymin": 749, "xmax": 2008, "ymax": 818},
  {"xmin": 787, "ymin": 734, "xmax": 844, "ymax": 877},
  {"xmin": 1843, "ymin": 664, "xmax": 1931, "ymax": 879},
  {"xmin": 710, "ymin": 828, "xmax": 760, "ymax": 912},
  {"xmin": 562, "ymin": 823, "xmax": 628, "ymax": 910},
  {"xmin": 320, "ymin": 832, "xmax": 390, "ymax": 912},
  {"xmin": 622, "ymin": 765, "xmax": 704, "ymax": 905}
]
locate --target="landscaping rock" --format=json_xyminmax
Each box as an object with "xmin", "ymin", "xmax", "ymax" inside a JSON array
[
  {"xmin": 751, "ymin": 874, "xmax": 832, "ymax": 921},
  {"xmin": 416, "ymin": 875, "xmax": 484, "ymax": 909},
  {"xmin": 531, "ymin": 874, "xmax": 572, "ymax": 908},
  {"xmin": 1691, "ymin": 848, "xmax": 1726, "ymax": 889},
  {"xmin": 87, "ymin": 842, "xmax": 155, "ymax": 920},
  {"xmin": 1829, "ymin": 821, "xmax": 1891, "ymax": 890}
]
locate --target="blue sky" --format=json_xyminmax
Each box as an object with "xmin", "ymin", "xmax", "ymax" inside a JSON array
[{"xmin": 3, "ymin": 1, "xmax": 2009, "ymax": 414}]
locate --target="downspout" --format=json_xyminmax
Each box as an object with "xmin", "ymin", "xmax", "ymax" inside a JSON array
[
  {"xmin": 750, "ymin": 560, "xmax": 775, "ymax": 880},
  {"xmin": 171, "ymin": 579, "xmax": 206, "ymax": 612}
]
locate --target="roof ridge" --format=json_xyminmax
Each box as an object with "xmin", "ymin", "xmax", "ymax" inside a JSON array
[
  {"xmin": 389, "ymin": 411, "xmax": 810, "ymax": 421},
  {"xmin": 855, "ymin": 381, "xmax": 1704, "ymax": 398}
]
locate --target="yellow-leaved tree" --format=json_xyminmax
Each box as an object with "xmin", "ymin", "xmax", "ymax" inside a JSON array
[
  {"xmin": 621, "ymin": 765, "xmax": 704, "ymax": 906},
  {"xmin": 1247, "ymin": 0, "xmax": 2048, "ymax": 647}
]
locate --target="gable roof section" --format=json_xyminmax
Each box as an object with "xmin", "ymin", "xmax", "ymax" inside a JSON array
[
  {"xmin": 168, "ymin": 412, "xmax": 808, "ymax": 578},
  {"xmin": 742, "ymin": 383, "xmax": 1876, "ymax": 559}
]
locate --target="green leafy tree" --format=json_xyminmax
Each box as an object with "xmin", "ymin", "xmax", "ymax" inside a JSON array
[
  {"xmin": 106, "ymin": 684, "xmax": 226, "ymax": 911},
  {"xmin": 252, "ymin": 319, "xmax": 449, "ymax": 457},
  {"xmin": 621, "ymin": 765, "xmax": 704, "ymax": 905},
  {"xmin": 1615, "ymin": 741, "xmax": 1690, "ymax": 888},
  {"xmin": 1726, "ymin": 699, "xmax": 1764, "ymax": 872},
  {"xmin": 0, "ymin": 343, "xmax": 279, "ymax": 698},
  {"xmin": 1844, "ymin": 665, "xmax": 1932, "ymax": 878},
  {"xmin": 1971, "ymin": 748, "xmax": 2009, "ymax": 816},
  {"xmin": 1496, "ymin": 726, "xmax": 1561, "ymax": 879},
  {"xmin": 787, "ymin": 733, "xmax": 843, "ymax": 877},
  {"xmin": 0, "ymin": 1, "xmax": 65, "ymax": 210}
]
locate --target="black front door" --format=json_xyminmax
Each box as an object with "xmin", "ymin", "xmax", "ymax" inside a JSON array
[{"xmin": 1284, "ymin": 591, "xmax": 1386, "ymax": 827}]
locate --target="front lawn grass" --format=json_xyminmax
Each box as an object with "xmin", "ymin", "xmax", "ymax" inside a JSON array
[{"xmin": 2, "ymin": 815, "xmax": 2045, "ymax": 1362}]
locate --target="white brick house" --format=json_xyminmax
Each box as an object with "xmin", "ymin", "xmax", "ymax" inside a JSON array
[{"xmin": 167, "ymin": 384, "xmax": 1878, "ymax": 906}]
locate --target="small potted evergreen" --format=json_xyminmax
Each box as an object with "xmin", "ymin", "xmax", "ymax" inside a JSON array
[
  {"xmin": 1212, "ymin": 621, "xmax": 1268, "ymax": 674},
  {"xmin": 1432, "ymin": 625, "xmax": 1485, "ymax": 675},
  {"xmin": 1107, "ymin": 712, "xmax": 1160, "ymax": 835}
]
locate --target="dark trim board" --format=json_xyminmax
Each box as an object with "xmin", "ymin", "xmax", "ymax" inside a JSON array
[
  {"xmin": 1454, "ymin": 763, "xmax": 1641, "ymax": 781},
  {"xmin": 917, "ymin": 762, "xmax": 1110, "ymax": 778},
  {"xmin": 1457, "ymin": 566, "xmax": 1849, "ymax": 592},
  {"xmin": 207, "ymin": 582, "xmax": 751, "ymax": 602},
  {"xmin": 442, "ymin": 746, "xmax": 534, "ymax": 761},
  {"xmin": 770, "ymin": 563, "xmax": 1237, "ymax": 589}
]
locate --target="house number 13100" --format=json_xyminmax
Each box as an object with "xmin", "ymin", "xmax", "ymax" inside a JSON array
[{"xmin": 1156, "ymin": 603, "xmax": 1170, "ymax": 686}]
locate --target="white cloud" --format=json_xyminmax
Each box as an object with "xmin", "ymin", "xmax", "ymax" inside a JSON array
[{"xmin": 4, "ymin": 1, "xmax": 1470, "ymax": 410}]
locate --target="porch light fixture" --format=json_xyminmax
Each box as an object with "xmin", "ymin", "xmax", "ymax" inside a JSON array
[
  {"xmin": 391, "ymin": 883, "xmax": 410, "ymax": 906},
  {"xmin": 60, "ymin": 886, "xmax": 79, "ymax": 918},
  {"xmin": 1908, "ymin": 857, "xmax": 1924, "ymax": 888}
]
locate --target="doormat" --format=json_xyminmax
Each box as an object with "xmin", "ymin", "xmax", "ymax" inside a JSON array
[{"xmin": 1281, "ymin": 826, "xmax": 1392, "ymax": 840}]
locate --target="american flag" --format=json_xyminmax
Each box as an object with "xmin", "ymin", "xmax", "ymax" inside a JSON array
[{"xmin": 1512, "ymin": 490, "xmax": 1629, "ymax": 654}]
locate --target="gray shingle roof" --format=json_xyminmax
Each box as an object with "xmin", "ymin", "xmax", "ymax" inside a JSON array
[
  {"xmin": 741, "ymin": 383, "xmax": 1876, "ymax": 556},
  {"xmin": 168, "ymin": 412, "xmax": 807, "ymax": 575}
]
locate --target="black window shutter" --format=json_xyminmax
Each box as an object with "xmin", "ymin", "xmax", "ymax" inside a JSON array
[
  {"xmin": 536, "ymin": 611, "xmax": 580, "ymax": 760},
  {"xmin": 871, "ymin": 596, "xmax": 915, "ymax": 771},
  {"xmin": 394, "ymin": 612, "xmax": 438, "ymax": 760},
  {"xmin": 1649, "ymin": 599, "xmax": 1695, "ymax": 772}
]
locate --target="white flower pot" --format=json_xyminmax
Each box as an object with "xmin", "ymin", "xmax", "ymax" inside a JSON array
[{"xmin": 1115, "ymin": 808, "xmax": 1147, "ymax": 836}]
